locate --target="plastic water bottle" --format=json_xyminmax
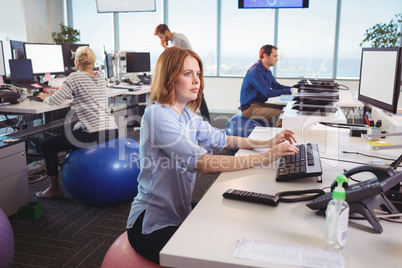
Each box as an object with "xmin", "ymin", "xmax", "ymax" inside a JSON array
[{"xmin": 325, "ymin": 174, "xmax": 349, "ymax": 251}]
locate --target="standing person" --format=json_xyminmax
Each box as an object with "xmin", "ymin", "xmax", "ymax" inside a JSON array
[
  {"xmin": 154, "ymin": 23, "xmax": 210, "ymax": 122},
  {"xmin": 126, "ymin": 46, "xmax": 299, "ymax": 264},
  {"xmin": 240, "ymin": 44, "xmax": 295, "ymax": 125},
  {"xmin": 36, "ymin": 46, "xmax": 118, "ymax": 199}
]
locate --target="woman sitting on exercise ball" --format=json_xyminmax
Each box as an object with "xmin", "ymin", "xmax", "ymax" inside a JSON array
[
  {"xmin": 126, "ymin": 46, "xmax": 298, "ymax": 264},
  {"xmin": 37, "ymin": 46, "xmax": 118, "ymax": 199}
]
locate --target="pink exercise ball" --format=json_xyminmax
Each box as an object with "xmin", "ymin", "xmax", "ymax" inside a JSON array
[{"xmin": 102, "ymin": 231, "xmax": 164, "ymax": 268}]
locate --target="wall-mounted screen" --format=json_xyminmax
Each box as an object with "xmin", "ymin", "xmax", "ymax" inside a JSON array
[
  {"xmin": 24, "ymin": 43, "xmax": 65, "ymax": 75},
  {"xmin": 239, "ymin": 0, "xmax": 309, "ymax": 9},
  {"xmin": 126, "ymin": 52, "xmax": 151, "ymax": 73},
  {"xmin": 96, "ymin": 0, "xmax": 156, "ymax": 13},
  {"xmin": 358, "ymin": 47, "xmax": 401, "ymax": 114},
  {"xmin": 0, "ymin": 41, "xmax": 6, "ymax": 76}
]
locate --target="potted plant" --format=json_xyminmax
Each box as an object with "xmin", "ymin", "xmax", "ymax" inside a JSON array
[
  {"xmin": 360, "ymin": 13, "xmax": 401, "ymax": 48},
  {"xmin": 52, "ymin": 23, "xmax": 81, "ymax": 44}
]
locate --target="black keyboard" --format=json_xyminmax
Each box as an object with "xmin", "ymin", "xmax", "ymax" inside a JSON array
[{"xmin": 276, "ymin": 143, "xmax": 323, "ymax": 182}]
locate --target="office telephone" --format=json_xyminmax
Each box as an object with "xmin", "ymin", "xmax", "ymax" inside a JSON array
[{"xmin": 306, "ymin": 154, "xmax": 402, "ymax": 233}]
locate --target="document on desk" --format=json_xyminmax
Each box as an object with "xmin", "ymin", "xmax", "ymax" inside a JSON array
[{"xmin": 233, "ymin": 239, "xmax": 344, "ymax": 268}]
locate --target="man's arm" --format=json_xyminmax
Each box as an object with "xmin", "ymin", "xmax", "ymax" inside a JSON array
[{"xmin": 249, "ymin": 70, "xmax": 291, "ymax": 98}]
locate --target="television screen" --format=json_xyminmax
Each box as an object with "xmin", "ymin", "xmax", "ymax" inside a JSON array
[
  {"xmin": 10, "ymin": 40, "xmax": 25, "ymax": 59},
  {"xmin": 9, "ymin": 59, "xmax": 34, "ymax": 81},
  {"xmin": 96, "ymin": 0, "xmax": 156, "ymax": 13},
  {"xmin": 358, "ymin": 47, "xmax": 401, "ymax": 114},
  {"xmin": 239, "ymin": 0, "xmax": 308, "ymax": 8},
  {"xmin": 0, "ymin": 41, "xmax": 5, "ymax": 76},
  {"xmin": 24, "ymin": 43, "xmax": 65, "ymax": 75},
  {"xmin": 126, "ymin": 52, "xmax": 151, "ymax": 73}
]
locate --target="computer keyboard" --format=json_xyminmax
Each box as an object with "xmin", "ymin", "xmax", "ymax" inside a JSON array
[
  {"xmin": 276, "ymin": 143, "xmax": 323, "ymax": 182},
  {"xmin": 112, "ymin": 83, "xmax": 141, "ymax": 91}
]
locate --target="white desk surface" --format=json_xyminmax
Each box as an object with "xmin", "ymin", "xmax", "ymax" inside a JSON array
[
  {"xmin": 0, "ymin": 85, "xmax": 151, "ymax": 114},
  {"xmin": 160, "ymin": 127, "xmax": 402, "ymax": 268}
]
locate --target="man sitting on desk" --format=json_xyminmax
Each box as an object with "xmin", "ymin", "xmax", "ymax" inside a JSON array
[{"xmin": 240, "ymin": 44, "xmax": 295, "ymax": 126}]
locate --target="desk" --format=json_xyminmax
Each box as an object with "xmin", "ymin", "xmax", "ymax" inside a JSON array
[
  {"xmin": 0, "ymin": 85, "xmax": 151, "ymax": 138},
  {"xmin": 160, "ymin": 127, "xmax": 402, "ymax": 267},
  {"xmin": 0, "ymin": 138, "xmax": 29, "ymax": 216},
  {"xmin": 0, "ymin": 85, "xmax": 151, "ymax": 114}
]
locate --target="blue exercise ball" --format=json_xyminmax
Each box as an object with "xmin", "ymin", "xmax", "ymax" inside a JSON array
[
  {"xmin": 62, "ymin": 138, "xmax": 140, "ymax": 206},
  {"xmin": 225, "ymin": 114, "xmax": 268, "ymax": 138}
]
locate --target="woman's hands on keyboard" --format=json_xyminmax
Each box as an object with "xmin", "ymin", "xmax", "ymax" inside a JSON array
[
  {"xmin": 264, "ymin": 143, "xmax": 299, "ymax": 163},
  {"xmin": 272, "ymin": 129, "xmax": 297, "ymax": 145}
]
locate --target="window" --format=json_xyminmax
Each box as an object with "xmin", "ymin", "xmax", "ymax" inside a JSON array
[
  {"xmin": 337, "ymin": 0, "xmax": 401, "ymax": 78},
  {"xmin": 276, "ymin": 0, "xmax": 337, "ymax": 78},
  {"xmin": 72, "ymin": 0, "xmax": 113, "ymax": 67},
  {"xmin": 119, "ymin": 0, "xmax": 163, "ymax": 71},
  {"xmin": 169, "ymin": 0, "xmax": 217, "ymax": 75},
  {"xmin": 220, "ymin": 1, "xmax": 275, "ymax": 76}
]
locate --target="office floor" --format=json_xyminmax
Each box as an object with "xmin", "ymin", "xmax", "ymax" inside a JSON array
[{"xmin": 8, "ymin": 112, "xmax": 235, "ymax": 268}]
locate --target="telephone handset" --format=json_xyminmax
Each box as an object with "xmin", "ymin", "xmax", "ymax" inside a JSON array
[
  {"xmin": 307, "ymin": 155, "xmax": 402, "ymax": 233},
  {"xmin": 330, "ymin": 164, "xmax": 398, "ymax": 192}
]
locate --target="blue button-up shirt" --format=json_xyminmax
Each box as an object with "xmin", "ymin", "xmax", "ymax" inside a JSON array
[
  {"xmin": 126, "ymin": 104, "xmax": 226, "ymax": 234},
  {"xmin": 240, "ymin": 60, "xmax": 291, "ymax": 110}
]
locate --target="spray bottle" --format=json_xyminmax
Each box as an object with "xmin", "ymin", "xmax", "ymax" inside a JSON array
[{"xmin": 325, "ymin": 174, "xmax": 349, "ymax": 251}]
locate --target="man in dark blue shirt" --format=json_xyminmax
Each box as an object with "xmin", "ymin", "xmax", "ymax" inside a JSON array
[{"xmin": 240, "ymin": 45, "xmax": 293, "ymax": 125}]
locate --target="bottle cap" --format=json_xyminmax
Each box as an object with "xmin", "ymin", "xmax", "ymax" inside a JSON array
[{"xmin": 333, "ymin": 174, "xmax": 348, "ymax": 200}]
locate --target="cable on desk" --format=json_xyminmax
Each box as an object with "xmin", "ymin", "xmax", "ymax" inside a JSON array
[
  {"xmin": 275, "ymin": 189, "xmax": 326, "ymax": 203},
  {"xmin": 320, "ymin": 156, "xmax": 367, "ymax": 166},
  {"xmin": 341, "ymin": 151, "xmax": 397, "ymax": 162}
]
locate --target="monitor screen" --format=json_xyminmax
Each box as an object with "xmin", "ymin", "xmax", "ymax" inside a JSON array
[
  {"xmin": 0, "ymin": 41, "xmax": 5, "ymax": 76},
  {"xmin": 9, "ymin": 59, "xmax": 34, "ymax": 81},
  {"xmin": 358, "ymin": 47, "xmax": 401, "ymax": 114},
  {"xmin": 96, "ymin": 0, "xmax": 156, "ymax": 12},
  {"xmin": 126, "ymin": 52, "xmax": 151, "ymax": 73},
  {"xmin": 24, "ymin": 43, "xmax": 65, "ymax": 75},
  {"xmin": 239, "ymin": 0, "xmax": 309, "ymax": 8},
  {"xmin": 104, "ymin": 53, "xmax": 114, "ymax": 79},
  {"xmin": 10, "ymin": 40, "xmax": 25, "ymax": 59},
  {"xmin": 61, "ymin": 43, "xmax": 89, "ymax": 69}
]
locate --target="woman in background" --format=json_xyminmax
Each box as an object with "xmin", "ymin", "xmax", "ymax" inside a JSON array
[{"xmin": 37, "ymin": 46, "xmax": 118, "ymax": 199}]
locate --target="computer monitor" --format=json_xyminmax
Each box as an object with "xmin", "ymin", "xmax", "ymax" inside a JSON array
[
  {"xmin": 104, "ymin": 53, "xmax": 114, "ymax": 79},
  {"xmin": 9, "ymin": 59, "xmax": 34, "ymax": 81},
  {"xmin": 0, "ymin": 41, "xmax": 5, "ymax": 76},
  {"xmin": 125, "ymin": 52, "xmax": 151, "ymax": 73},
  {"xmin": 61, "ymin": 43, "xmax": 89, "ymax": 71},
  {"xmin": 23, "ymin": 43, "xmax": 65, "ymax": 75},
  {"xmin": 10, "ymin": 40, "xmax": 25, "ymax": 59},
  {"xmin": 358, "ymin": 47, "xmax": 401, "ymax": 114}
]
